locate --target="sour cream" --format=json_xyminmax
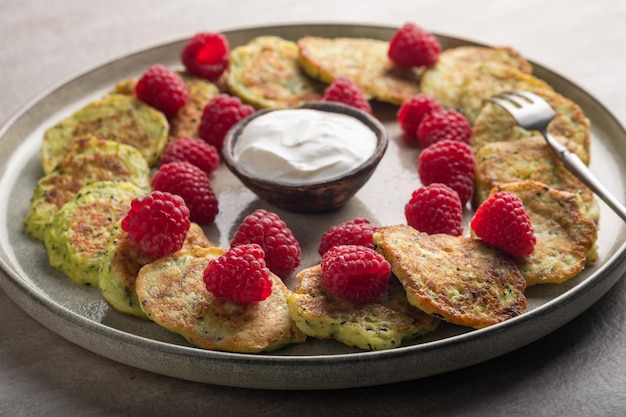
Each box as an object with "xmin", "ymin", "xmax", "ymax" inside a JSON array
[{"xmin": 234, "ymin": 109, "xmax": 378, "ymax": 184}]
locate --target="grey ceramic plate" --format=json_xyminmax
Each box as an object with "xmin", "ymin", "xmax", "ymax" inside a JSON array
[{"xmin": 1, "ymin": 24, "xmax": 626, "ymax": 390}]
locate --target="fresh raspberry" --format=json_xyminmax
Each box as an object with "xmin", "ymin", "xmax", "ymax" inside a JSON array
[
  {"xmin": 151, "ymin": 162, "xmax": 219, "ymax": 225},
  {"xmin": 404, "ymin": 183, "xmax": 463, "ymax": 236},
  {"xmin": 470, "ymin": 191, "xmax": 536, "ymax": 257},
  {"xmin": 418, "ymin": 139, "xmax": 476, "ymax": 206},
  {"xmin": 135, "ymin": 64, "xmax": 188, "ymax": 117},
  {"xmin": 181, "ymin": 32, "xmax": 229, "ymax": 81},
  {"xmin": 388, "ymin": 22, "xmax": 440, "ymax": 68},
  {"xmin": 397, "ymin": 94, "xmax": 443, "ymax": 139},
  {"xmin": 417, "ymin": 109, "xmax": 472, "ymax": 148},
  {"xmin": 159, "ymin": 137, "xmax": 221, "ymax": 175},
  {"xmin": 321, "ymin": 77, "xmax": 372, "ymax": 114},
  {"xmin": 198, "ymin": 94, "xmax": 255, "ymax": 152},
  {"xmin": 320, "ymin": 245, "xmax": 391, "ymax": 303},
  {"xmin": 318, "ymin": 218, "xmax": 377, "ymax": 256},
  {"xmin": 230, "ymin": 209, "xmax": 301, "ymax": 279},
  {"xmin": 121, "ymin": 191, "xmax": 190, "ymax": 258},
  {"xmin": 203, "ymin": 243, "xmax": 273, "ymax": 304}
]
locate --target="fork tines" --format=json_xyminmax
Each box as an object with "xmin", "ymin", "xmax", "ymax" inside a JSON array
[
  {"xmin": 490, "ymin": 90, "xmax": 538, "ymax": 107},
  {"xmin": 488, "ymin": 90, "xmax": 556, "ymax": 124}
]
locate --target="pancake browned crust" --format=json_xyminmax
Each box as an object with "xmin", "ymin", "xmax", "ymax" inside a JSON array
[
  {"xmin": 473, "ymin": 134, "xmax": 598, "ymax": 222},
  {"xmin": 98, "ymin": 222, "xmax": 213, "ymax": 319},
  {"xmin": 24, "ymin": 135, "xmax": 150, "ymax": 241},
  {"xmin": 41, "ymin": 94, "xmax": 168, "ymax": 174},
  {"xmin": 43, "ymin": 180, "xmax": 145, "ymax": 287},
  {"xmin": 297, "ymin": 36, "xmax": 421, "ymax": 105},
  {"xmin": 456, "ymin": 61, "xmax": 553, "ymax": 124},
  {"xmin": 470, "ymin": 89, "xmax": 591, "ymax": 164},
  {"xmin": 227, "ymin": 36, "xmax": 325, "ymax": 109},
  {"xmin": 373, "ymin": 224, "xmax": 527, "ymax": 329},
  {"xmin": 489, "ymin": 181, "xmax": 598, "ymax": 286},
  {"xmin": 286, "ymin": 265, "xmax": 439, "ymax": 351},
  {"xmin": 135, "ymin": 245, "xmax": 306, "ymax": 352},
  {"xmin": 420, "ymin": 45, "xmax": 532, "ymax": 110}
]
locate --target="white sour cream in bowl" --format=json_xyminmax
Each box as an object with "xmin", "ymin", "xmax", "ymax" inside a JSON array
[
  {"xmin": 233, "ymin": 108, "xmax": 378, "ymax": 184},
  {"xmin": 222, "ymin": 102, "xmax": 388, "ymax": 212}
]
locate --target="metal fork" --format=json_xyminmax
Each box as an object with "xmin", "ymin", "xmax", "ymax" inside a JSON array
[{"xmin": 489, "ymin": 90, "xmax": 626, "ymax": 222}]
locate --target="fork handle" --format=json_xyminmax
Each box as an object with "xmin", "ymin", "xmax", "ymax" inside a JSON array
[{"xmin": 545, "ymin": 132, "xmax": 626, "ymax": 222}]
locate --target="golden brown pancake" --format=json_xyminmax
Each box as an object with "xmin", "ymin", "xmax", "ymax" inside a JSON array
[
  {"xmin": 471, "ymin": 89, "xmax": 591, "ymax": 164},
  {"xmin": 297, "ymin": 35, "xmax": 421, "ymax": 105},
  {"xmin": 24, "ymin": 135, "xmax": 150, "ymax": 241},
  {"xmin": 43, "ymin": 180, "xmax": 145, "ymax": 287},
  {"xmin": 420, "ymin": 45, "xmax": 532, "ymax": 110},
  {"xmin": 373, "ymin": 224, "xmax": 527, "ymax": 329},
  {"xmin": 473, "ymin": 134, "xmax": 598, "ymax": 221},
  {"xmin": 110, "ymin": 72, "xmax": 220, "ymax": 142},
  {"xmin": 167, "ymin": 72, "xmax": 220, "ymax": 141},
  {"xmin": 227, "ymin": 36, "xmax": 325, "ymax": 109},
  {"xmin": 286, "ymin": 265, "xmax": 439, "ymax": 350},
  {"xmin": 457, "ymin": 61, "xmax": 553, "ymax": 124},
  {"xmin": 99, "ymin": 222, "xmax": 213, "ymax": 319},
  {"xmin": 135, "ymin": 245, "xmax": 306, "ymax": 352},
  {"xmin": 487, "ymin": 181, "xmax": 598, "ymax": 286},
  {"xmin": 41, "ymin": 94, "xmax": 168, "ymax": 174}
]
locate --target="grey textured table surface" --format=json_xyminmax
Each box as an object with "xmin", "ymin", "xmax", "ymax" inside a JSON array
[{"xmin": 2, "ymin": 0, "xmax": 626, "ymax": 415}]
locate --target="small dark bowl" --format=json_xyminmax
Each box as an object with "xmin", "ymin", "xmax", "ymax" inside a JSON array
[{"xmin": 222, "ymin": 102, "xmax": 389, "ymax": 213}]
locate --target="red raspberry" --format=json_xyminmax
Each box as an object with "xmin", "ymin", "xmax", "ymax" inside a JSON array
[
  {"xmin": 320, "ymin": 245, "xmax": 391, "ymax": 303},
  {"xmin": 404, "ymin": 183, "xmax": 463, "ymax": 236},
  {"xmin": 151, "ymin": 162, "xmax": 219, "ymax": 225},
  {"xmin": 135, "ymin": 64, "xmax": 189, "ymax": 117},
  {"xmin": 418, "ymin": 139, "xmax": 476, "ymax": 206},
  {"xmin": 318, "ymin": 218, "xmax": 377, "ymax": 256},
  {"xmin": 181, "ymin": 32, "xmax": 229, "ymax": 81},
  {"xmin": 198, "ymin": 94, "xmax": 255, "ymax": 152},
  {"xmin": 470, "ymin": 191, "xmax": 536, "ymax": 257},
  {"xmin": 159, "ymin": 137, "xmax": 221, "ymax": 175},
  {"xmin": 417, "ymin": 109, "xmax": 472, "ymax": 148},
  {"xmin": 230, "ymin": 209, "xmax": 301, "ymax": 279},
  {"xmin": 121, "ymin": 191, "xmax": 191, "ymax": 258},
  {"xmin": 203, "ymin": 243, "xmax": 273, "ymax": 304},
  {"xmin": 321, "ymin": 77, "xmax": 372, "ymax": 113},
  {"xmin": 388, "ymin": 22, "xmax": 440, "ymax": 68},
  {"xmin": 397, "ymin": 94, "xmax": 443, "ymax": 139}
]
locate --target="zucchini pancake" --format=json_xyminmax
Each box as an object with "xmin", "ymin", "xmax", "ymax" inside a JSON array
[
  {"xmin": 373, "ymin": 224, "xmax": 527, "ymax": 329},
  {"xmin": 168, "ymin": 72, "xmax": 220, "ymax": 140},
  {"xmin": 286, "ymin": 265, "xmax": 439, "ymax": 351},
  {"xmin": 420, "ymin": 45, "xmax": 532, "ymax": 110},
  {"xmin": 112, "ymin": 72, "xmax": 220, "ymax": 141},
  {"xmin": 227, "ymin": 36, "xmax": 325, "ymax": 109},
  {"xmin": 297, "ymin": 35, "xmax": 421, "ymax": 105},
  {"xmin": 41, "ymin": 93, "xmax": 168, "ymax": 174},
  {"xmin": 470, "ymin": 88, "xmax": 591, "ymax": 164},
  {"xmin": 24, "ymin": 135, "xmax": 150, "ymax": 241},
  {"xmin": 43, "ymin": 180, "xmax": 145, "ymax": 287},
  {"xmin": 473, "ymin": 134, "xmax": 599, "ymax": 222},
  {"xmin": 456, "ymin": 62, "xmax": 554, "ymax": 124},
  {"xmin": 135, "ymin": 245, "xmax": 306, "ymax": 353},
  {"xmin": 98, "ymin": 222, "xmax": 213, "ymax": 319},
  {"xmin": 487, "ymin": 181, "xmax": 598, "ymax": 286}
]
